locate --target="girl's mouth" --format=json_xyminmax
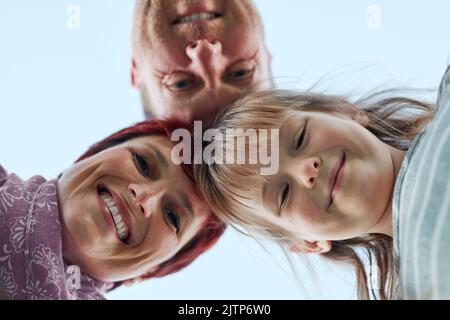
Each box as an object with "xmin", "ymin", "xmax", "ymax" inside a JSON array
[{"xmin": 327, "ymin": 152, "xmax": 346, "ymax": 209}]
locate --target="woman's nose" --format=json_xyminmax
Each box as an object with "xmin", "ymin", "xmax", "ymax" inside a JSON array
[
  {"xmin": 128, "ymin": 183, "xmax": 164, "ymax": 219},
  {"xmin": 297, "ymin": 157, "xmax": 321, "ymax": 189},
  {"xmin": 185, "ymin": 39, "xmax": 223, "ymax": 87}
]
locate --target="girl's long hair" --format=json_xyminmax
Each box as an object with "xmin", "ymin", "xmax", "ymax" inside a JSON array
[{"xmin": 195, "ymin": 89, "xmax": 435, "ymax": 299}]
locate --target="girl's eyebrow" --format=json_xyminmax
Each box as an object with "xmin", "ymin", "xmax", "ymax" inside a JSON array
[
  {"xmin": 262, "ymin": 178, "xmax": 280, "ymax": 217},
  {"xmin": 279, "ymin": 117, "xmax": 291, "ymax": 143}
]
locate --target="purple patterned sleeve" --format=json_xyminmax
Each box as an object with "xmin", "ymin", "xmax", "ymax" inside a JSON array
[
  {"xmin": 0, "ymin": 165, "xmax": 7, "ymax": 187},
  {"xmin": 0, "ymin": 171, "xmax": 109, "ymax": 299}
]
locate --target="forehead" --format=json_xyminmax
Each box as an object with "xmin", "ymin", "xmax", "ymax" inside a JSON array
[
  {"xmin": 117, "ymin": 135, "xmax": 174, "ymax": 164},
  {"xmin": 124, "ymin": 135, "xmax": 171, "ymax": 150},
  {"xmin": 281, "ymin": 110, "xmax": 348, "ymax": 129}
]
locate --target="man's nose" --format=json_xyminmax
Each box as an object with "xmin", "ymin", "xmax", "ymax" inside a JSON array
[
  {"xmin": 127, "ymin": 183, "xmax": 165, "ymax": 219},
  {"xmin": 185, "ymin": 39, "xmax": 223, "ymax": 88},
  {"xmin": 295, "ymin": 157, "xmax": 321, "ymax": 189}
]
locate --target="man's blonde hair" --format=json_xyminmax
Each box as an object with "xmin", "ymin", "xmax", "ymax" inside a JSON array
[{"xmin": 132, "ymin": 0, "xmax": 151, "ymax": 55}]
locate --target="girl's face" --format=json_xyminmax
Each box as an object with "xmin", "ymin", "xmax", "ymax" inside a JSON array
[
  {"xmin": 258, "ymin": 110, "xmax": 399, "ymax": 242},
  {"xmin": 58, "ymin": 135, "xmax": 210, "ymax": 282}
]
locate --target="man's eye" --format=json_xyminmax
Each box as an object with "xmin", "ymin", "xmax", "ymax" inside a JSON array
[
  {"xmin": 164, "ymin": 207, "xmax": 180, "ymax": 233},
  {"xmin": 168, "ymin": 79, "xmax": 196, "ymax": 91},
  {"xmin": 229, "ymin": 69, "xmax": 253, "ymax": 79},
  {"xmin": 296, "ymin": 128, "xmax": 306, "ymax": 150},
  {"xmin": 281, "ymin": 184, "xmax": 290, "ymax": 208},
  {"xmin": 163, "ymin": 71, "xmax": 198, "ymax": 92},
  {"xmin": 133, "ymin": 153, "xmax": 151, "ymax": 177},
  {"xmin": 225, "ymin": 60, "xmax": 256, "ymax": 82}
]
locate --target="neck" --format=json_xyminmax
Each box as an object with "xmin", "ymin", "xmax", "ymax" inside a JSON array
[{"xmin": 368, "ymin": 145, "xmax": 406, "ymax": 237}]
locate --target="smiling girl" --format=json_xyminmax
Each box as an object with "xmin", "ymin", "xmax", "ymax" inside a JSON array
[{"xmin": 195, "ymin": 65, "xmax": 450, "ymax": 299}]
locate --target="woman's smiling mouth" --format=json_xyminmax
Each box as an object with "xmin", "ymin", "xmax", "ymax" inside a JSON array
[{"xmin": 97, "ymin": 186, "xmax": 131, "ymax": 243}]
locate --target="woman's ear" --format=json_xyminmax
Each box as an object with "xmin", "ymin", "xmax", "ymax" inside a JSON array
[{"xmin": 288, "ymin": 239, "xmax": 332, "ymax": 254}]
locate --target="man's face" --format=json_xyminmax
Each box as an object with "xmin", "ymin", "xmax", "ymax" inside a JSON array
[{"xmin": 132, "ymin": 0, "xmax": 272, "ymax": 125}]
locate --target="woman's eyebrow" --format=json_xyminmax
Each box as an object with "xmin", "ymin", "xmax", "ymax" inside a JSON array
[
  {"xmin": 145, "ymin": 142, "xmax": 194, "ymax": 222},
  {"xmin": 146, "ymin": 143, "xmax": 169, "ymax": 171},
  {"xmin": 178, "ymin": 192, "xmax": 194, "ymax": 222}
]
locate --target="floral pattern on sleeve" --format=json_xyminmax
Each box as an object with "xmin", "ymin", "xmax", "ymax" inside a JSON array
[{"xmin": 0, "ymin": 168, "xmax": 111, "ymax": 299}]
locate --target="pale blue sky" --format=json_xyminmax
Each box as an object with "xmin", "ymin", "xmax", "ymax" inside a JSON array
[{"xmin": 1, "ymin": 0, "xmax": 449, "ymax": 299}]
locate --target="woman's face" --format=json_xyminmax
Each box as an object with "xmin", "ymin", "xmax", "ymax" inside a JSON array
[
  {"xmin": 58, "ymin": 135, "xmax": 210, "ymax": 282},
  {"xmin": 258, "ymin": 110, "xmax": 397, "ymax": 242}
]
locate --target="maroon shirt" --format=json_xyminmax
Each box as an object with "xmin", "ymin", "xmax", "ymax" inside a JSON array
[{"xmin": 0, "ymin": 165, "xmax": 112, "ymax": 299}]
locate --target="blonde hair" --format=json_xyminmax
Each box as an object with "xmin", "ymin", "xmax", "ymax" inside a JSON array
[
  {"xmin": 194, "ymin": 89, "xmax": 436, "ymax": 299},
  {"xmin": 131, "ymin": 0, "xmax": 151, "ymax": 54}
]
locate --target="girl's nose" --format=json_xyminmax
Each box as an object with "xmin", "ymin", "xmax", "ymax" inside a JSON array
[{"xmin": 297, "ymin": 157, "xmax": 321, "ymax": 189}]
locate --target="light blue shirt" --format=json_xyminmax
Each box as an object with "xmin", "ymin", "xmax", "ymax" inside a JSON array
[{"xmin": 393, "ymin": 65, "xmax": 450, "ymax": 299}]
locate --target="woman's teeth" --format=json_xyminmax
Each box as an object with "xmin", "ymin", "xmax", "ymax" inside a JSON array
[
  {"xmin": 176, "ymin": 12, "xmax": 218, "ymax": 24},
  {"xmin": 100, "ymin": 191, "xmax": 129, "ymax": 242}
]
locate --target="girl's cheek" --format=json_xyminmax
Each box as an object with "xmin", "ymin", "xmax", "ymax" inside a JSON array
[{"xmin": 292, "ymin": 198, "xmax": 320, "ymax": 225}]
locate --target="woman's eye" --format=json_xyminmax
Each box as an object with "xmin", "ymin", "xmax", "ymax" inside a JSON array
[
  {"xmin": 133, "ymin": 153, "xmax": 151, "ymax": 177},
  {"xmin": 280, "ymin": 184, "xmax": 290, "ymax": 208},
  {"xmin": 164, "ymin": 207, "xmax": 180, "ymax": 233},
  {"xmin": 296, "ymin": 128, "xmax": 306, "ymax": 150}
]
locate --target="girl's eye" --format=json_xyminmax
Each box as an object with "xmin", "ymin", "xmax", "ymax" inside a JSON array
[
  {"xmin": 164, "ymin": 207, "xmax": 180, "ymax": 233},
  {"xmin": 280, "ymin": 184, "xmax": 290, "ymax": 208},
  {"xmin": 133, "ymin": 153, "xmax": 151, "ymax": 177},
  {"xmin": 296, "ymin": 127, "xmax": 306, "ymax": 150}
]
